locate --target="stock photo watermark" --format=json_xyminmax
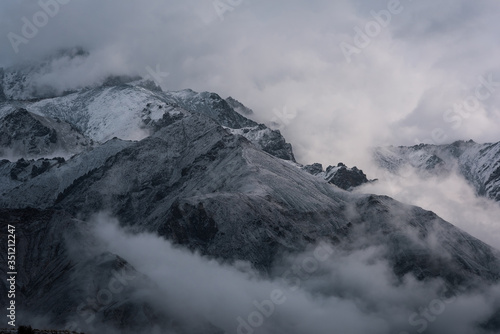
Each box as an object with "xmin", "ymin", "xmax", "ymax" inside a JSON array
[
  {"xmin": 213, "ymin": 0, "xmax": 244, "ymax": 21},
  {"xmin": 233, "ymin": 241, "xmax": 334, "ymax": 334},
  {"xmin": 144, "ymin": 64, "xmax": 170, "ymax": 87},
  {"xmin": 7, "ymin": 0, "xmax": 72, "ymax": 54},
  {"xmin": 400, "ymin": 289, "xmax": 460, "ymax": 334},
  {"xmin": 64, "ymin": 267, "xmax": 137, "ymax": 332},
  {"xmin": 5, "ymin": 224, "xmax": 17, "ymax": 327},
  {"xmin": 340, "ymin": 0, "xmax": 412, "ymax": 63},
  {"xmin": 270, "ymin": 105, "xmax": 297, "ymax": 131},
  {"xmin": 415, "ymin": 74, "xmax": 499, "ymax": 145}
]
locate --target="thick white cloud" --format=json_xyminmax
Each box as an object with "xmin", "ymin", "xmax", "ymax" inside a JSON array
[
  {"xmin": 92, "ymin": 217, "xmax": 500, "ymax": 334},
  {"xmin": 1, "ymin": 0, "xmax": 500, "ymax": 165},
  {"xmin": 357, "ymin": 168, "xmax": 500, "ymax": 250}
]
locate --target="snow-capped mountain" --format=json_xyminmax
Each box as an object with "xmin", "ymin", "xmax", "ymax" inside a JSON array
[
  {"xmin": 225, "ymin": 96, "xmax": 254, "ymax": 116},
  {"xmin": 1, "ymin": 55, "xmax": 500, "ymax": 333},
  {"xmin": 0, "ymin": 76, "xmax": 295, "ymax": 162},
  {"xmin": 374, "ymin": 140, "xmax": 500, "ymax": 202},
  {"xmin": 0, "ymin": 47, "xmax": 90, "ymax": 101},
  {"xmin": 0, "ymin": 47, "xmax": 139, "ymax": 101}
]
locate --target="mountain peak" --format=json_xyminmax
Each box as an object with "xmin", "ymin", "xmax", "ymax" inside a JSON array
[{"xmin": 225, "ymin": 96, "xmax": 254, "ymax": 116}]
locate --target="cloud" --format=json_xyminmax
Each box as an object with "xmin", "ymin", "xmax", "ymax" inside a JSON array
[
  {"xmin": 89, "ymin": 215, "xmax": 499, "ymax": 334},
  {"xmin": 357, "ymin": 167, "xmax": 500, "ymax": 250},
  {"xmin": 1, "ymin": 0, "xmax": 500, "ymax": 166}
]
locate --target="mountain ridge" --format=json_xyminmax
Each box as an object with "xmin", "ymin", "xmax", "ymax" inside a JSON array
[{"xmin": 374, "ymin": 140, "xmax": 500, "ymax": 202}]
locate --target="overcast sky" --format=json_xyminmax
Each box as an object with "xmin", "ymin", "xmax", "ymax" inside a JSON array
[{"xmin": 1, "ymin": 0, "xmax": 500, "ymax": 166}]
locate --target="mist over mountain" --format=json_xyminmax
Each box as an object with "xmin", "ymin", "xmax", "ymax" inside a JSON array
[
  {"xmin": 2, "ymin": 0, "xmax": 500, "ymax": 166},
  {"xmin": 1, "ymin": 1, "xmax": 500, "ymax": 333},
  {"xmin": 374, "ymin": 141, "xmax": 500, "ymax": 202},
  {"xmin": 1, "ymin": 49, "xmax": 500, "ymax": 333}
]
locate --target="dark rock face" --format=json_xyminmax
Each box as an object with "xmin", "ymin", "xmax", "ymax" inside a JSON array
[
  {"xmin": 325, "ymin": 163, "xmax": 371, "ymax": 190},
  {"xmin": 302, "ymin": 162, "xmax": 373, "ymax": 190},
  {"xmin": 163, "ymin": 90, "xmax": 258, "ymax": 129},
  {"xmin": 0, "ymin": 209, "xmax": 161, "ymax": 333},
  {"xmin": 225, "ymin": 96, "xmax": 254, "ymax": 115},
  {"xmin": 162, "ymin": 92, "xmax": 295, "ymax": 161},
  {"xmin": 5, "ymin": 157, "xmax": 61, "ymax": 182},
  {"xmin": 158, "ymin": 200, "xmax": 219, "ymax": 253},
  {"xmin": 0, "ymin": 109, "xmax": 92, "ymax": 159},
  {"xmin": 1, "ymin": 109, "xmax": 55, "ymax": 142},
  {"xmin": 236, "ymin": 124, "xmax": 296, "ymax": 161},
  {"xmin": 302, "ymin": 163, "xmax": 323, "ymax": 175},
  {"xmin": 353, "ymin": 195, "xmax": 500, "ymax": 286}
]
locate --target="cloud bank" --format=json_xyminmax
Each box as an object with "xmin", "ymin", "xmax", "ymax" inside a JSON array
[
  {"xmin": 357, "ymin": 167, "xmax": 500, "ymax": 250},
  {"xmin": 2, "ymin": 0, "xmax": 500, "ymax": 166},
  {"xmin": 86, "ymin": 216, "xmax": 500, "ymax": 334}
]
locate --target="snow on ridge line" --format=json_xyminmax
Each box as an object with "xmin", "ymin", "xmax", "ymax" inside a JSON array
[{"xmin": 1, "ymin": 81, "xmax": 297, "ymax": 162}]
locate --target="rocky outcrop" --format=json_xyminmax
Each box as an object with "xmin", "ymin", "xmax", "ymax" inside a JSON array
[
  {"xmin": 0, "ymin": 109, "xmax": 92, "ymax": 159},
  {"xmin": 303, "ymin": 162, "xmax": 373, "ymax": 190},
  {"xmin": 162, "ymin": 90, "xmax": 257, "ymax": 129},
  {"xmin": 225, "ymin": 96, "xmax": 254, "ymax": 116},
  {"xmin": 228, "ymin": 124, "xmax": 295, "ymax": 161}
]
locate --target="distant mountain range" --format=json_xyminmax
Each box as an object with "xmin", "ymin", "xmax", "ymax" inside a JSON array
[{"xmin": 374, "ymin": 140, "xmax": 500, "ymax": 202}]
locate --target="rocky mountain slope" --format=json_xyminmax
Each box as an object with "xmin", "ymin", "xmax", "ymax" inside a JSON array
[
  {"xmin": 0, "ymin": 80, "xmax": 295, "ymax": 162},
  {"xmin": 0, "ymin": 109, "xmax": 93, "ymax": 160},
  {"xmin": 1, "ymin": 55, "xmax": 500, "ymax": 333},
  {"xmin": 374, "ymin": 140, "xmax": 500, "ymax": 202}
]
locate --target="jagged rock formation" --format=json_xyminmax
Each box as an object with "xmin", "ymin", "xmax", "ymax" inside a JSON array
[
  {"xmin": 225, "ymin": 96, "xmax": 254, "ymax": 116},
  {"xmin": 161, "ymin": 90, "xmax": 257, "ymax": 129},
  {"xmin": 0, "ymin": 109, "xmax": 92, "ymax": 159},
  {"xmin": 0, "ymin": 80, "xmax": 295, "ymax": 161},
  {"xmin": 228, "ymin": 124, "xmax": 295, "ymax": 161},
  {"xmin": 303, "ymin": 162, "xmax": 373, "ymax": 190}
]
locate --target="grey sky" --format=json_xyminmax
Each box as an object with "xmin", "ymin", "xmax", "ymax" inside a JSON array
[{"xmin": 1, "ymin": 0, "xmax": 499, "ymax": 165}]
